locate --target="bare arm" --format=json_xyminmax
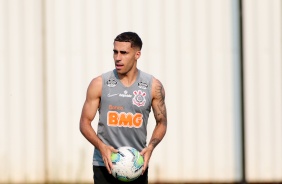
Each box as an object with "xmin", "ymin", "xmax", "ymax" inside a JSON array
[
  {"xmin": 149, "ymin": 78, "xmax": 167, "ymax": 149},
  {"xmin": 140, "ymin": 77, "xmax": 167, "ymax": 173},
  {"xmin": 79, "ymin": 76, "xmax": 117, "ymax": 173},
  {"xmin": 80, "ymin": 76, "xmax": 102, "ymax": 147}
]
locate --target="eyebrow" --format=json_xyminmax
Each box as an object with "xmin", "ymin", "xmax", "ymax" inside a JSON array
[{"xmin": 113, "ymin": 49, "xmax": 128, "ymax": 54}]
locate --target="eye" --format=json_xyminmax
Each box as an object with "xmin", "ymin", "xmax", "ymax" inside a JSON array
[
  {"xmin": 120, "ymin": 51, "xmax": 127, "ymax": 54},
  {"xmin": 113, "ymin": 50, "xmax": 118, "ymax": 54}
]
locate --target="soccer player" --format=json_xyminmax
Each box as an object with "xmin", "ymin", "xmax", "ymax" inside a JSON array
[{"xmin": 80, "ymin": 32, "xmax": 167, "ymax": 184}]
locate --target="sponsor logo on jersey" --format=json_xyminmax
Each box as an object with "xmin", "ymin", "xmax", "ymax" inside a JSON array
[
  {"xmin": 108, "ymin": 105, "xmax": 124, "ymax": 110},
  {"xmin": 106, "ymin": 78, "xmax": 117, "ymax": 87},
  {"xmin": 107, "ymin": 90, "xmax": 132, "ymax": 98},
  {"xmin": 138, "ymin": 81, "xmax": 148, "ymax": 89},
  {"xmin": 119, "ymin": 90, "xmax": 132, "ymax": 98},
  {"xmin": 107, "ymin": 111, "xmax": 143, "ymax": 128},
  {"xmin": 132, "ymin": 90, "xmax": 146, "ymax": 107},
  {"xmin": 107, "ymin": 93, "xmax": 118, "ymax": 97}
]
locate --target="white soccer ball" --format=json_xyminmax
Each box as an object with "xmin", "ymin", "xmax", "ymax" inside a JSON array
[{"xmin": 111, "ymin": 146, "xmax": 144, "ymax": 182}]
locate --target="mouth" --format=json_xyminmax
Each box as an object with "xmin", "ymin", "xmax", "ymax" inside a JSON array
[{"xmin": 115, "ymin": 63, "xmax": 123, "ymax": 70}]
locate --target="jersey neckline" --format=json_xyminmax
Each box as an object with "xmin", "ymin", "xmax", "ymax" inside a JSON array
[{"xmin": 113, "ymin": 69, "xmax": 140, "ymax": 88}]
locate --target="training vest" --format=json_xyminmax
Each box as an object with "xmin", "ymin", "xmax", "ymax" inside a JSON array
[{"xmin": 93, "ymin": 69, "xmax": 153, "ymax": 166}]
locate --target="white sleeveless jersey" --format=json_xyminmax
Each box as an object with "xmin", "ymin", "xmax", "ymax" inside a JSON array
[{"xmin": 93, "ymin": 69, "xmax": 153, "ymax": 166}]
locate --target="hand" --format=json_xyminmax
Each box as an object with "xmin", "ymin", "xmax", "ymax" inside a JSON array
[
  {"xmin": 140, "ymin": 146, "xmax": 153, "ymax": 175},
  {"xmin": 98, "ymin": 143, "xmax": 118, "ymax": 174}
]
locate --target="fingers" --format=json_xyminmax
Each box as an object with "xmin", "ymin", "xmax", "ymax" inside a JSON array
[
  {"xmin": 140, "ymin": 147, "xmax": 153, "ymax": 175},
  {"xmin": 107, "ymin": 147, "xmax": 117, "ymax": 173},
  {"xmin": 103, "ymin": 157, "xmax": 112, "ymax": 174},
  {"xmin": 108, "ymin": 156, "xmax": 113, "ymax": 171},
  {"xmin": 142, "ymin": 162, "xmax": 147, "ymax": 175},
  {"xmin": 110, "ymin": 146, "xmax": 119, "ymax": 153},
  {"xmin": 102, "ymin": 145, "xmax": 117, "ymax": 174},
  {"xmin": 140, "ymin": 147, "xmax": 147, "ymax": 156},
  {"xmin": 142, "ymin": 156, "xmax": 149, "ymax": 175}
]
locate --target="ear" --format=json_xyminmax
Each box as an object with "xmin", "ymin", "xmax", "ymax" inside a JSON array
[{"xmin": 135, "ymin": 50, "xmax": 141, "ymax": 60}]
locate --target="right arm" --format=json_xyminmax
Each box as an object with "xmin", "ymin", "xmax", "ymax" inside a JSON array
[{"xmin": 79, "ymin": 76, "xmax": 117, "ymax": 173}]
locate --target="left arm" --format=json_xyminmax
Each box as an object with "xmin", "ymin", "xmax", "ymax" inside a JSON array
[{"xmin": 140, "ymin": 77, "xmax": 167, "ymax": 174}]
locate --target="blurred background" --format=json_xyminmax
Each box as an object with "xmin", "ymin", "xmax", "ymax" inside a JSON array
[{"xmin": 0, "ymin": 0, "xmax": 281, "ymax": 183}]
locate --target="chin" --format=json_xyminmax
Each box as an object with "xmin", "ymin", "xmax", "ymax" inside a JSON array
[{"xmin": 116, "ymin": 69, "xmax": 124, "ymax": 74}]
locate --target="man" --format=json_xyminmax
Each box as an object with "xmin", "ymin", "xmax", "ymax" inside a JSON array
[{"xmin": 80, "ymin": 32, "xmax": 167, "ymax": 184}]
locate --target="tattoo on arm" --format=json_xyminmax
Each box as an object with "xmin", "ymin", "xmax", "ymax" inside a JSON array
[
  {"xmin": 150, "ymin": 138, "xmax": 161, "ymax": 148},
  {"xmin": 155, "ymin": 80, "xmax": 167, "ymax": 125},
  {"xmin": 149, "ymin": 80, "xmax": 167, "ymax": 149}
]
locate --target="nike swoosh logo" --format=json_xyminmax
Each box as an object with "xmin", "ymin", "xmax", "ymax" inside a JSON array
[{"xmin": 107, "ymin": 93, "xmax": 119, "ymax": 97}]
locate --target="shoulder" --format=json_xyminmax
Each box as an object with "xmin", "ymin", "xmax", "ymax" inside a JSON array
[
  {"xmin": 89, "ymin": 75, "xmax": 102, "ymax": 88},
  {"xmin": 152, "ymin": 77, "xmax": 165, "ymax": 90},
  {"xmin": 152, "ymin": 77, "xmax": 165, "ymax": 99},
  {"xmin": 88, "ymin": 70, "xmax": 114, "ymax": 90},
  {"xmin": 87, "ymin": 75, "xmax": 103, "ymax": 98}
]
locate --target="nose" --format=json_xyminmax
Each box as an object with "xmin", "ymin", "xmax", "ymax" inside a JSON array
[
  {"xmin": 114, "ymin": 53, "xmax": 122, "ymax": 61},
  {"xmin": 117, "ymin": 53, "xmax": 122, "ymax": 60}
]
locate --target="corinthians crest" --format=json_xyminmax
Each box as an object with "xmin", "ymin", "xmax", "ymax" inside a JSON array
[{"xmin": 132, "ymin": 90, "xmax": 146, "ymax": 107}]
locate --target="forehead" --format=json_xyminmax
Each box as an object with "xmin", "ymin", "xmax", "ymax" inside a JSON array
[{"xmin": 113, "ymin": 41, "xmax": 132, "ymax": 50}]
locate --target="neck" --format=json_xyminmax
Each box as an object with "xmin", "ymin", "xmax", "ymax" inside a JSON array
[{"xmin": 118, "ymin": 68, "xmax": 138, "ymax": 87}]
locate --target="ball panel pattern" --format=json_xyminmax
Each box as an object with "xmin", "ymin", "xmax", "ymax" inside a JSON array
[{"xmin": 111, "ymin": 146, "xmax": 144, "ymax": 182}]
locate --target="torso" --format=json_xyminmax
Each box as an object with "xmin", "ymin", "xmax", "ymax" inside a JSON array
[{"xmin": 93, "ymin": 69, "xmax": 153, "ymax": 166}]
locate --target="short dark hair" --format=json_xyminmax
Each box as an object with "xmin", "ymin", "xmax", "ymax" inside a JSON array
[{"xmin": 114, "ymin": 32, "xmax": 143, "ymax": 50}]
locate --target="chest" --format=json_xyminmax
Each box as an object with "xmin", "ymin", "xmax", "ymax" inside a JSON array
[{"xmin": 101, "ymin": 82, "xmax": 152, "ymax": 112}]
